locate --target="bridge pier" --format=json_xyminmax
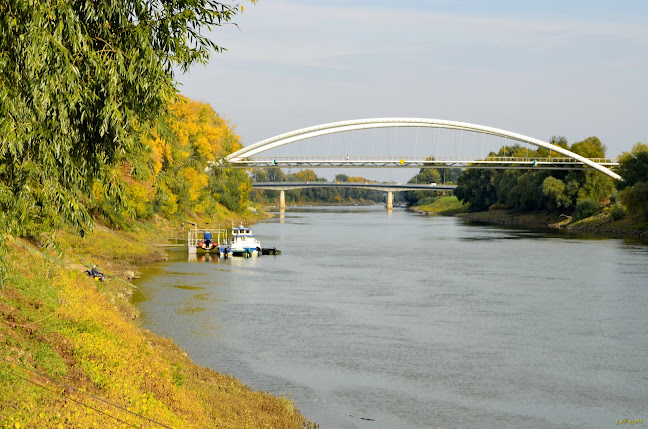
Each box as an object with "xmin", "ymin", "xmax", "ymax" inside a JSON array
[
  {"xmin": 386, "ymin": 191, "xmax": 393, "ymax": 210},
  {"xmin": 279, "ymin": 190, "xmax": 286, "ymax": 209}
]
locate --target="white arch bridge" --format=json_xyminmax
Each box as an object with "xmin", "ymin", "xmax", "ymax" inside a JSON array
[{"xmin": 223, "ymin": 118, "xmax": 621, "ymax": 180}]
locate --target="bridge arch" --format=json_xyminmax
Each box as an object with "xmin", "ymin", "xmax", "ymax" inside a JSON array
[{"xmin": 225, "ymin": 118, "xmax": 621, "ymax": 180}]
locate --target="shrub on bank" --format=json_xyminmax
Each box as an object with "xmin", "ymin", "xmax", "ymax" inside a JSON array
[
  {"xmin": 610, "ymin": 205, "xmax": 626, "ymax": 221},
  {"xmin": 573, "ymin": 198, "xmax": 599, "ymax": 221}
]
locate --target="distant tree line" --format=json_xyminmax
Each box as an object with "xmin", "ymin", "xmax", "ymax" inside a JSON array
[
  {"xmin": 401, "ymin": 164, "xmax": 462, "ymax": 206},
  {"xmin": 449, "ymin": 137, "xmax": 648, "ymax": 222},
  {"xmin": 453, "ymin": 137, "xmax": 614, "ymax": 215},
  {"xmin": 250, "ymin": 168, "xmax": 387, "ymax": 204}
]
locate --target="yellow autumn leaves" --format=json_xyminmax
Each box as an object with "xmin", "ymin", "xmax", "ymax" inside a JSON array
[{"xmin": 92, "ymin": 96, "xmax": 249, "ymax": 225}]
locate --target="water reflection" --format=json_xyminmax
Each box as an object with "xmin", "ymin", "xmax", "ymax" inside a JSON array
[
  {"xmin": 188, "ymin": 253, "xmax": 220, "ymax": 263},
  {"xmin": 185, "ymin": 252, "xmax": 265, "ymax": 267},
  {"xmin": 134, "ymin": 207, "xmax": 648, "ymax": 429}
]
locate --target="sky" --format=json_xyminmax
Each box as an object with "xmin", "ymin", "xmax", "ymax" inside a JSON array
[{"xmin": 176, "ymin": 0, "xmax": 648, "ymax": 180}]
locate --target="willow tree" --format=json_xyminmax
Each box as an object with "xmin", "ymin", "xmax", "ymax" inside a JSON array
[{"xmin": 0, "ymin": 1, "xmax": 252, "ymax": 247}]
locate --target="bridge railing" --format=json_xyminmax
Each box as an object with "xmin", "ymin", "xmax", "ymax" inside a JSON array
[{"xmin": 232, "ymin": 156, "xmax": 618, "ymax": 166}]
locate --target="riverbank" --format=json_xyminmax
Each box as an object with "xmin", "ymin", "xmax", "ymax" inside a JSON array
[
  {"xmin": 1, "ymin": 213, "xmax": 315, "ymax": 428},
  {"xmin": 456, "ymin": 209, "xmax": 648, "ymax": 239},
  {"xmin": 411, "ymin": 196, "xmax": 648, "ymax": 239}
]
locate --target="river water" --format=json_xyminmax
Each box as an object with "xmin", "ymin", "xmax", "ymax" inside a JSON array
[{"xmin": 132, "ymin": 206, "xmax": 648, "ymax": 428}]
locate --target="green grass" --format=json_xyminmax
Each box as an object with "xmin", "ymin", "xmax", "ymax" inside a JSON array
[
  {"xmin": 1, "ymin": 233, "xmax": 315, "ymax": 428},
  {"xmin": 413, "ymin": 196, "xmax": 470, "ymax": 215}
]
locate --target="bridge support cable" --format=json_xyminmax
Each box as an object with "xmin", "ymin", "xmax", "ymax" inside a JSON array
[
  {"xmin": 225, "ymin": 118, "xmax": 622, "ymax": 180},
  {"xmin": 371, "ymin": 127, "xmax": 376, "ymax": 156}
]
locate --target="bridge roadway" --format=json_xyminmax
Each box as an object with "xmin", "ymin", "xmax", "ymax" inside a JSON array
[
  {"xmin": 233, "ymin": 156, "xmax": 619, "ymax": 170},
  {"xmin": 252, "ymin": 181, "xmax": 456, "ymax": 210}
]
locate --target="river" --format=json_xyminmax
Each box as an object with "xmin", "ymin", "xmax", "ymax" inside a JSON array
[{"xmin": 132, "ymin": 206, "xmax": 648, "ymax": 428}]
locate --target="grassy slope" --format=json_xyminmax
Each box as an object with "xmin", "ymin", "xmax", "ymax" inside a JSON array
[
  {"xmin": 410, "ymin": 196, "xmax": 470, "ymax": 215},
  {"xmin": 456, "ymin": 209, "xmax": 566, "ymax": 228},
  {"xmin": 563, "ymin": 210, "xmax": 648, "ymax": 237},
  {"xmin": 1, "ymin": 211, "xmax": 315, "ymax": 428},
  {"xmin": 411, "ymin": 196, "xmax": 648, "ymax": 238},
  {"xmin": 455, "ymin": 205, "xmax": 648, "ymax": 238}
]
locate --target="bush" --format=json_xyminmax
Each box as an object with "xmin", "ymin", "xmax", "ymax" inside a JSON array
[
  {"xmin": 619, "ymin": 181, "xmax": 648, "ymax": 220},
  {"xmin": 610, "ymin": 205, "xmax": 626, "ymax": 221},
  {"xmin": 416, "ymin": 196, "xmax": 437, "ymax": 206},
  {"xmin": 573, "ymin": 198, "xmax": 599, "ymax": 221}
]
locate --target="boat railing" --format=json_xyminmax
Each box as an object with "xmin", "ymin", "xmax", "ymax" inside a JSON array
[{"xmin": 187, "ymin": 228, "xmax": 228, "ymax": 253}]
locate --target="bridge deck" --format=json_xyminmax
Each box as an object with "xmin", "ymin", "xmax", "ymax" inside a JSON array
[
  {"xmin": 252, "ymin": 182, "xmax": 457, "ymax": 191},
  {"xmin": 230, "ymin": 156, "xmax": 618, "ymax": 170}
]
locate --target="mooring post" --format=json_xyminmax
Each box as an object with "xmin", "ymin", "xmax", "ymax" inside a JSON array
[
  {"xmin": 279, "ymin": 190, "xmax": 286, "ymax": 209},
  {"xmin": 386, "ymin": 191, "xmax": 393, "ymax": 210}
]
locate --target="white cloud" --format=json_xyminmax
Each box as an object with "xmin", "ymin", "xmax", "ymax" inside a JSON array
[{"xmin": 179, "ymin": 1, "xmax": 648, "ymax": 159}]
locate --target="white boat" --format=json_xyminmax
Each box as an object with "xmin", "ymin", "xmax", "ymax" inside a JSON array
[{"xmin": 227, "ymin": 224, "xmax": 262, "ymax": 257}]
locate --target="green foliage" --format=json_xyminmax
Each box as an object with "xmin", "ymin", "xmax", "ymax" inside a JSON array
[
  {"xmin": 211, "ymin": 168, "xmax": 252, "ymax": 212},
  {"xmin": 410, "ymin": 168, "xmax": 442, "ymax": 184},
  {"xmin": 441, "ymin": 168, "xmax": 464, "ymax": 183},
  {"xmin": 172, "ymin": 363, "xmax": 186, "ymax": 387},
  {"xmin": 455, "ymin": 169, "xmax": 498, "ymax": 212},
  {"xmin": 497, "ymin": 170, "xmax": 551, "ymax": 211},
  {"xmin": 266, "ymin": 168, "xmax": 288, "ymax": 183},
  {"xmin": 619, "ymin": 182, "xmax": 648, "ymax": 220},
  {"xmin": 573, "ymin": 198, "xmax": 599, "ymax": 221},
  {"xmin": 0, "ymin": 0, "xmax": 244, "ymax": 238},
  {"xmin": 0, "ymin": 0, "xmax": 254, "ymax": 283},
  {"xmin": 570, "ymin": 170, "xmax": 614, "ymax": 203},
  {"xmin": 86, "ymin": 97, "xmax": 252, "ymax": 224},
  {"xmin": 615, "ymin": 143, "xmax": 648, "ymax": 220},
  {"xmin": 414, "ymin": 196, "xmax": 469, "ymax": 214},
  {"xmin": 616, "ymin": 143, "xmax": 648, "ymax": 190},
  {"xmin": 454, "ymin": 137, "xmax": 616, "ymax": 214},
  {"xmin": 416, "ymin": 196, "xmax": 438, "ymax": 206},
  {"xmin": 403, "ymin": 168, "xmax": 442, "ymax": 205},
  {"xmin": 549, "ymin": 136, "xmax": 569, "ymax": 149},
  {"xmin": 542, "ymin": 176, "xmax": 571, "ymax": 209},
  {"xmin": 610, "ymin": 205, "xmax": 626, "ymax": 221},
  {"xmin": 570, "ymin": 136, "xmax": 607, "ymax": 158},
  {"xmin": 251, "ymin": 169, "xmax": 268, "ymax": 182}
]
